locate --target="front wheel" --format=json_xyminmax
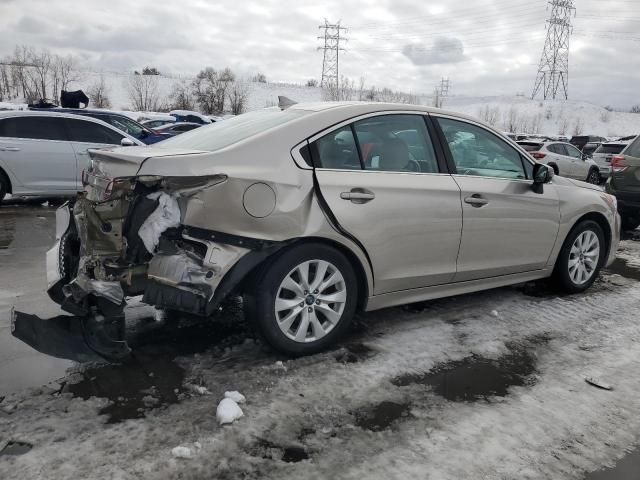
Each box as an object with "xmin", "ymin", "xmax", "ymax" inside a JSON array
[
  {"xmin": 552, "ymin": 220, "xmax": 605, "ymax": 293},
  {"xmin": 244, "ymin": 243, "xmax": 358, "ymax": 356},
  {"xmin": 586, "ymin": 169, "xmax": 600, "ymax": 185}
]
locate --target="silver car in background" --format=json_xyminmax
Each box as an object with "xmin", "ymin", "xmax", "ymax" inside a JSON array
[
  {"xmin": 40, "ymin": 101, "xmax": 619, "ymax": 359},
  {"xmin": 0, "ymin": 111, "xmax": 143, "ymax": 202},
  {"xmin": 591, "ymin": 139, "xmax": 633, "ymax": 180},
  {"xmin": 517, "ymin": 139, "xmax": 601, "ymax": 184}
]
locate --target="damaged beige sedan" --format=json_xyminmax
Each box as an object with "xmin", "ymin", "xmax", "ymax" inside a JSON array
[{"xmin": 43, "ymin": 100, "xmax": 620, "ymax": 359}]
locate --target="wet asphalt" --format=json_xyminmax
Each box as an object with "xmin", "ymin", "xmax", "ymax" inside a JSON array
[{"xmin": 1, "ymin": 202, "xmax": 640, "ymax": 478}]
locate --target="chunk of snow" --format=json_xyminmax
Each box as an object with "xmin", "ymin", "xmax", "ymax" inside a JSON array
[
  {"xmin": 138, "ymin": 192, "xmax": 181, "ymax": 254},
  {"xmin": 171, "ymin": 446, "xmax": 194, "ymax": 459},
  {"xmin": 224, "ymin": 391, "xmax": 246, "ymax": 404},
  {"xmin": 187, "ymin": 384, "xmax": 211, "ymax": 395},
  {"xmin": 216, "ymin": 398, "xmax": 244, "ymax": 425},
  {"xmin": 585, "ymin": 377, "xmax": 613, "ymax": 391}
]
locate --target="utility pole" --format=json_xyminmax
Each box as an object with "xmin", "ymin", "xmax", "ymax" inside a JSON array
[
  {"xmin": 531, "ymin": 0, "xmax": 575, "ymax": 100},
  {"xmin": 318, "ymin": 20, "xmax": 347, "ymax": 91},
  {"xmin": 434, "ymin": 78, "xmax": 451, "ymax": 108}
]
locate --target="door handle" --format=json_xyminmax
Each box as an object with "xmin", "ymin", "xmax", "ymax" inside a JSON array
[
  {"xmin": 340, "ymin": 189, "xmax": 375, "ymax": 203},
  {"xmin": 0, "ymin": 146, "xmax": 20, "ymax": 152},
  {"xmin": 77, "ymin": 150, "xmax": 89, "ymax": 156},
  {"xmin": 464, "ymin": 194, "xmax": 489, "ymax": 207}
]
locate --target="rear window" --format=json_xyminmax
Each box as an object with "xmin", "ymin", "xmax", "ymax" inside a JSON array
[
  {"xmin": 0, "ymin": 116, "xmax": 67, "ymax": 141},
  {"xmin": 517, "ymin": 142, "xmax": 543, "ymax": 152},
  {"xmin": 595, "ymin": 144, "xmax": 626, "ymax": 155},
  {"xmin": 155, "ymin": 108, "xmax": 308, "ymax": 151}
]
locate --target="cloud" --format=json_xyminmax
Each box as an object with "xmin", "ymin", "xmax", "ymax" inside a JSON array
[{"xmin": 402, "ymin": 37, "xmax": 466, "ymax": 65}]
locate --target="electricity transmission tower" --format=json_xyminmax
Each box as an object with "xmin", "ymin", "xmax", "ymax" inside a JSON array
[
  {"xmin": 434, "ymin": 78, "xmax": 451, "ymax": 108},
  {"xmin": 440, "ymin": 78, "xmax": 451, "ymax": 97},
  {"xmin": 318, "ymin": 20, "xmax": 347, "ymax": 90},
  {"xmin": 531, "ymin": 0, "xmax": 575, "ymax": 100}
]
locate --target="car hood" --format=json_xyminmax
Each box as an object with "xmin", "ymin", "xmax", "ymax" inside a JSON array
[{"xmin": 88, "ymin": 146, "xmax": 208, "ymax": 179}]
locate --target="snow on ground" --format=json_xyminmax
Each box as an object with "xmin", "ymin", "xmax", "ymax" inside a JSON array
[{"xmin": 1, "ymin": 235, "xmax": 640, "ymax": 479}]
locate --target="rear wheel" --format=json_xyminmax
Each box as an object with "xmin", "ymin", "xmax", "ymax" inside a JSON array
[
  {"xmin": 552, "ymin": 220, "xmax": 605, "ymax": 293},
  {"xmin": 586, "ymin": 168, "xmax": 600, "ymax": 185},
  {"xmin": 621, "ymin": 216, "xmax": 640, "ymax": 232},
  {"xmin": 244, "ymin": 243, "xmax": 358, "ymax": 356}
]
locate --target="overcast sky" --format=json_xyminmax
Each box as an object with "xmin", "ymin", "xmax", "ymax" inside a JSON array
[{"xmin": 1, "ymin": 0, "xmax": 638, "ymax": 107}]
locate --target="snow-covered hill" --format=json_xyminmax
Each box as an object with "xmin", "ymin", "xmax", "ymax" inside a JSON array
[{"xmin": 2, "ymin": 70, "xmax": 640, "ymax": 138}]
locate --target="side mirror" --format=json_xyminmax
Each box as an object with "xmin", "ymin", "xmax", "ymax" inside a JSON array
[
  {"xmin": 532, "ymin": 163, "xmax": 553, "ymax": 193},
  {"xmin": 121, "ymin": 137, "xmax": 135, "ymax": 147}
]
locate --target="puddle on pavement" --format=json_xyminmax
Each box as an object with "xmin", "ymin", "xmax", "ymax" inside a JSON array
[
  {"xmin": 335, "ymin": 343, "xmax": 376, "ymax": 363},
  {"xmin": 392, "ymin": 344, "xmax": 539, "ymax": 402},
  {"xmin": 0, "ymin": 441, "xmax": 33, "ymax": 456},
  {"xmin": 250, "ymin": 438, "xmax": 310, "ymax": 463},
  {"xmin": 66, "ymin": 305, "xmax": 248, "ymax": 424},
  {"xmin": 604, "ymin": 258, "xmax": 640, "ymax": 282},
  {"xmin": 584, "ymin": 448, "xmax": 640, "ymax": 480},
  {"xmin": 353, "ymin": 401, "xmax": 411, "ymax": 431}
]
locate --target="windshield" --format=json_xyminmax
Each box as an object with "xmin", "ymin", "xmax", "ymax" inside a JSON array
[
  {"xmin": 105, "ymin": 116, "xmax": 149, "ymax": 138},
  {"xmin": 155, "ymin": 108, "xmax": 308, "ymax": 151}
]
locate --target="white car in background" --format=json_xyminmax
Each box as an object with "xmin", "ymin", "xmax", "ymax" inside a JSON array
[
  {"xmin": 517, "ymin": 139, "xmax": 601, "ymax": 184},
  {"xmin": 591, "ymin": 139, "xmax": 634, "ymax": 180},
  {"xmin": 0, "ymin": 111, "xmax": 143, "ymax": 201}
]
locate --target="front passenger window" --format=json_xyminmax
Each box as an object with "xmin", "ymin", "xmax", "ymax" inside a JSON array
[{"xmin": 437, "ymin": 117, "xmax": 526, "ymax": 179}]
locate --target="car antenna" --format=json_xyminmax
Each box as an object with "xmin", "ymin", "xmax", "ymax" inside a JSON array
[{"xmin": 278, "ymin": 96, "xmax": 297, "ymax": 110}]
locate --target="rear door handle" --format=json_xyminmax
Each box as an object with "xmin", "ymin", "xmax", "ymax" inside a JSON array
[
  {"xmin": 77, "ymin": 150, "xmax": 89, "ymax": 156},
  {"xmin": 340, "ymin": 189, "xmax": 375, "ymax": 203},
  {"xmin": 464, "ymin": 194, "xmax": 489, "ymax": 207},
  {"xmin": 0, "ymin": 146, "xmax": 20, "ymax": 152}
]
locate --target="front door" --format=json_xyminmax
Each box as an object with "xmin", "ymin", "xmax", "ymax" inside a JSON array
[
  {"xmin": 434, "ymin": 116, "xmax": 561, "ymax": 282},
  {"xmin": 312, "ymin": 114, "xmax": 463, "ymax": 294}
]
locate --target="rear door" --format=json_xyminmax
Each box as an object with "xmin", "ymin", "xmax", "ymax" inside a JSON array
[
  {"xmin": 564, "ymin": 143, "xmax": 588, "ymax": 180},
  {"xmin": 434, "ymin": 116, "xmax": 560, "ymax": 281},
  {"xmin": 547, "ymin": 143, "xmax": 575, "ymax": 178},
  {"xmin": 64, "ymin": 117, "xmax": 129, "ymax": 187},
  {"xmin": 0, "ymin": 116, "xmax": 77, "ymax": 193},
  {"xmin": 312, "ymin": 113, "xmax": 463, "ymax": 294}
]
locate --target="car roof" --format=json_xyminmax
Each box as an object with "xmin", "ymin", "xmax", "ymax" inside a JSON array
[{"xmin": 30, "ymin": 107, "xmax": 125, "ymax": 115}]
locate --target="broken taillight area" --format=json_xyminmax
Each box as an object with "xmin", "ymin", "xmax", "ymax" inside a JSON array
[{"xmin": 45, "ymin": 173, "xmax": 236, "ymax": 359}]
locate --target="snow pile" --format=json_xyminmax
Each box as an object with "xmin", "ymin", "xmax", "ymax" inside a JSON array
[
  {"xmin": 216, "ymin": 397, "xmax": 244, "ymax": 425},
  {"xmin": 138, "ymin": 192, "xmax": 181, "ymax": 254},
  {"xmin": 171, "ymin": 442, "xmax": 201, "ymax": 459}
]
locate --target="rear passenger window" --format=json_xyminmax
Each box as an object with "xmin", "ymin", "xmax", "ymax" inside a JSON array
[
  {"xmin": 355, "ymin": 114, "xmax": 439, "ymax": 173},
  {"xmin": 312, "ymin": 126, "xmax": 362, "ymax": 169},
  {"xmin": 65, "ymin": 118, "xmax": 124, "ymax": 145},
  {"xmin": 626, "ymin": 137, "xmax": 640, "ymax": 158},
  {"xmin": 0, "ymin": 116, "xmax": 68, "ymax": 141}
]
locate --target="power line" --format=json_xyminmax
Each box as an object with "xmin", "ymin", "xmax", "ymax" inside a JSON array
[
  {"xmin": 318, "ymin": 20, "xmax": 347, "ymax": 90},
  {"xmin": 532, "ymin": 0, "xmax": 575, "ymax": 100}
]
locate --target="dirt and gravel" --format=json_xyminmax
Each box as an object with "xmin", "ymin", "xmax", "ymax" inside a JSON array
[{"xmin": 1, "ymin": 204, "xmax": 640, "ymax": 479}]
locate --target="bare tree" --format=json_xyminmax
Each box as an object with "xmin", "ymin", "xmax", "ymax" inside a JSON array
[
  {"xmin": 125, "ymin": 73, "xmax": 160, "ymax": 111},
  {"xmin": 630, "ymin": 105, "xmax": 640, "ymax": 114},
  {"xmin": 227, "ymin": 81, "xmax": 248, "ymax": 115},
  {"xmin": 306, "ymin": 79, "xmax": 318, "ymax": 87},
  {"xmin": 478, "ymin": 105, "xmax": 501, "ymax": 126},
  {"xmin": 502, "ymin": 106, "xmax": 523, "ymax": 132},
  {"xmin": 169, "ymin": 80, "xmax": 195, "ymax": 110},
  {"xmin": 572, "ymin": 116, "xmax": 584, "ymax": 136},
  {"xmin": 50, "ymin": 54, "xmax": 77, "ymax": 103},
  {"xmin": 28, "ymin": 48, "xmax": 53, "ymax": 101},
  {"xmin": 600, "ymin": 109, "xmax": 611, "ymax": 123},
  {"xmin": 251, "ymin": 72, "xmax": 266, "ymax": 83},
  {"xmin": 87, "ymin": 75, "xmax": 111, "ymax": 108},
  {"xmin": 322, "ymin": 76, "xmax": 355, "ymax": 101},
  {"xmin": 192, "ymin": 67, "xmax": 235, "ymax": 114},
  {"xmin": 558, "ymin": 116, "xmax": 570, "ymax": 136}
]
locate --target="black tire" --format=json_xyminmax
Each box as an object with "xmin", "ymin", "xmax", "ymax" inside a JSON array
[
  {"xmin": 0, "ymin": 169, "xmax": 10, "ymax": 203},
  {"xmin": 586, "ymin": 168, "xmax": 600, "ymax": 185},
  {"xmin": 552, "ymin": 220, "xmax": 606, "ymax": 293},
  {"xmin": 621, "ymin": 216, "xmax": 640, "ymax": 232},
  {"xmin": 244, "ymin": 242, "xmax": 358, "ymax": 356}
]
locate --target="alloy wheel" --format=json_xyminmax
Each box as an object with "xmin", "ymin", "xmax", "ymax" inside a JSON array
[
  {"xmin": 274, "ymin": 259, "xmax": 347, "ymax": 343},
  {"xmin": 587, "ymin": 170, "xmax": 600, "ymax": 184},
  {"xmin": 568, "ymin": 230, "xmax": 600, "ymax": 284}
]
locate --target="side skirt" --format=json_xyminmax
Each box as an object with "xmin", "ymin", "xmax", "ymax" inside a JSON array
[{"xmin": 365, "ymin": 268, "xmax": 553, "ymax": 311}]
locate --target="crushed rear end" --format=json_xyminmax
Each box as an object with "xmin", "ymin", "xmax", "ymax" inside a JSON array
[{"xmin": 41, "ymin": 148, "xmax": 259, "ymax": 358}]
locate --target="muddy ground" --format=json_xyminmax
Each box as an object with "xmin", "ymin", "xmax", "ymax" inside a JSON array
[{"xmin": 1, "ymin": 203, "xmax": 640, "ymax": 479}]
